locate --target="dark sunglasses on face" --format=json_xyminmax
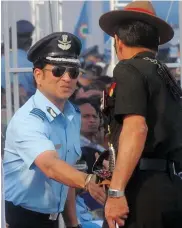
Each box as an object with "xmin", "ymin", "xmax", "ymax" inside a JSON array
[{"xmin": 43, "ymin": 65, "xmax": 80, "ymax": 79}]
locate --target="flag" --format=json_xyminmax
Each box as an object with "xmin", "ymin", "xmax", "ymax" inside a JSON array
[{"xmin": 74, "ymin": 1, "xmax": 90, "ymax": 50}]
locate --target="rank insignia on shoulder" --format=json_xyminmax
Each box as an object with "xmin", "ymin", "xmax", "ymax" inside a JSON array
[
  {"xmin": 47, "ymin": 107, "xmax": 57, "ymax": 118},
  {"xmin": 108, "ymin": 82, "xmax": 116, "ymax": 97},
  {"xmin": 30, "ymin": 108, "xmax": 47, "ymax": 121}
]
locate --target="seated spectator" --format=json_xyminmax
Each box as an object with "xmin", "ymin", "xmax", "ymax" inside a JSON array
[
  {"xmin": 74, "ymin": 99, "xmax": 106, "ymax": 223},
  {"xmin": 75, "ymin": 98, "xmax": 105, "ymax": 152}
]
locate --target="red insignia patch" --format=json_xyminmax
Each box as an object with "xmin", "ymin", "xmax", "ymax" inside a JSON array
[{"xmin": 108, "ymin": 82, "xmax": 116, "ymax": 97}]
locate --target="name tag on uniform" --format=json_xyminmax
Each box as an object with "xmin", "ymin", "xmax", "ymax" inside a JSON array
[{"xmin": 49, "ymin": 213, "xmax": 59, "ymax": 220}]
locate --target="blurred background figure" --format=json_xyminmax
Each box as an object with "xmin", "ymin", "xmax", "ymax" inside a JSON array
[
  {"xmin": 1, "ymin": 87, "xmax": 7, "ymax": 158},
  {"xmin": 1, "ymin": 20, "xmax": 36, "ymax": 104},
  {"xmin": 74, "ymin": 98, "xmax": 106, "ymax": 224},
  {"xmin": 76, "ymin": 98, "xmax": 105, "ymax": 152},
  {"xmin": 80, "ymin": 45, "xmax": 104, "ymax": 64},
  {"xmin": 75, "ymin": 81, "xmax": 105, "ymax": 100},
  {"xmin": 1, "ymin": 20, "xmax": 35, "ymax": 158},
  {"xmin": 157, "ymin": 43, "xmax": 171, "ymax": 63}
]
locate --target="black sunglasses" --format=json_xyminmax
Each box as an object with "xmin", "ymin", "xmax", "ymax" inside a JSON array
[{"xmin": 43, "ymin": 66, "xmax": 80, "ymax": 79}]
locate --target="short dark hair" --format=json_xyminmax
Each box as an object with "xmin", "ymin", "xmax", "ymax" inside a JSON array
[
  {"xmin": 32, "ymin": 60, "xmax": 47, "ymax": 88},
  {"xmin": 75, "ymin": 97, "xmax": 100, "ymax": 114},
  {"xmin": 33, "ymin": 59, "xmax": 47, "ymax": 70},
  {"xmin": 115, "ymin": 20, "xmax": 159, "ymax": 51}
]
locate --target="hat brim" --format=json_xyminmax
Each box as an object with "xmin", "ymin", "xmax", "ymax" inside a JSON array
[{"xmin": 99, "ymin": 10, "xmax": 174, "ymax": 45}]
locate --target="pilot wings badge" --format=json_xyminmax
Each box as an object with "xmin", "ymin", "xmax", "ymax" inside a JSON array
[{"xmin": 58, "ymin": 34, "xmax": 71, "ymax": 50}]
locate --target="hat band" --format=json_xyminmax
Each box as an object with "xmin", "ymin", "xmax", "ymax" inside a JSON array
[
  {"xmin": 125, "ymin": 7, "xmax": 155, "ymax": 16},
  {"xmin": 45, "ymin": 56, "xmax": 80, "ymax": 65}
]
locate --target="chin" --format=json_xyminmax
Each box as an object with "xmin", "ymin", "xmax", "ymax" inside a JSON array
[
  {"xmin": 58, "ymin": 92, "xmax": 72, "ymax": 100},
  {"xmin": 57, "ymin": 95, "xmax": 69, "ymax": 100}
]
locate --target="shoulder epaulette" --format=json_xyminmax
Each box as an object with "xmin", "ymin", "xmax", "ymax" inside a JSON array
[
  {"xmin": 30, "ymin": 108, "xmax": 47, "ymax": 121},
  {"xmin": 72, "ymin": 104, "xmax": 80, "ymax": 113}
]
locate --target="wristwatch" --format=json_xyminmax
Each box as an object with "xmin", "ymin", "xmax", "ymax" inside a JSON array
[{"xmin": 108, "ymin": 188, "xmax": 125, "ymax": 198}]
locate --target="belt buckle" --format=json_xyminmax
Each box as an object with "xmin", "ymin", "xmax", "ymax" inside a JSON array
[{"xmin": 49, "ymin": 213, "xmax": 58, "ymax": 221}]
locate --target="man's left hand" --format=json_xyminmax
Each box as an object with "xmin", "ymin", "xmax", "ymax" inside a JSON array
[{"xmin": 105, "ymin": 196, "xmax": 129, "ymax": 228}]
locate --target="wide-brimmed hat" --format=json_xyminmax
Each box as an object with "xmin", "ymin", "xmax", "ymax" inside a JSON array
[{"xmin": 99, "ymin": 1, "xmax": 174, "ymax": 45}]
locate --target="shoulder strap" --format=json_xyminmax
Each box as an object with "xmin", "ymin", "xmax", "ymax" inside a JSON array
[{"xmin": 30, "ymin": 108, "xmax": 47, "ymax": 121}]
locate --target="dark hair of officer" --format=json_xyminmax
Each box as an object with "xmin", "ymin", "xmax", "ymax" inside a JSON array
[
  {"xmin": 32, "ymin": 60, "xmax": 47, "ymax": 88},
  {"xmin": 115, "ymin": 20, "xmax": 159, "ymax": 52}
]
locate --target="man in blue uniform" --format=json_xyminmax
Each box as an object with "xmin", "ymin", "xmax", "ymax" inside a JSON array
[{"xmin": 3, "ymin": 32, "xmax": 106, "ymax": 228}]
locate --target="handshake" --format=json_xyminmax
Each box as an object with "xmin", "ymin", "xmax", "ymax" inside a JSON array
[{"xmin": 74, "ymin": 145, "xmax": 116, "ymax": 206}]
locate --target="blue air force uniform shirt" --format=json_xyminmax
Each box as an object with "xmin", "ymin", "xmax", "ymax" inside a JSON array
[{"xmin": 3, "ymin": 89, "xmax": 81, "ymax": 213}]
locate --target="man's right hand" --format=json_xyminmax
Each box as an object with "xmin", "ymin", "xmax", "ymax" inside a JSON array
[{"xmin": 87, "ymin": 180, "xmax": 106, "ymax": 205}]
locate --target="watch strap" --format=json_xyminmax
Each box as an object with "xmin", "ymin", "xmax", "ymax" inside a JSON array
[{"xmin": 108, "ymin": 188, "xmax": 125, "ymax": 198}]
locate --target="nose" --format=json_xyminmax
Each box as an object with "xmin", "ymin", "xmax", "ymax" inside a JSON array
[
  {"xmin": 61, "ymin": 72, "xmax": 71, "ymax": 82},
  {"xmin": 89, "ymin": 116, "xmax": 95, "ymax": 123}
]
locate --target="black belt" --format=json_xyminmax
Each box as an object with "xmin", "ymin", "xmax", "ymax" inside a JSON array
[
  {"xmin": 5, "ymin": 201, "xmax": 60, "ymax": 221},
  {"xmin": 139, "ymin": 158, "xmax": 167, "ymax": 172}
]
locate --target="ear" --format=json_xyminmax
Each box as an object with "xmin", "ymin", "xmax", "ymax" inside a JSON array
[
  {"xmin": 34, "ymin": 68, "xmax": 44, "ymax": 86},
  {"xmin": 115, "ymin": 34, "xmax": 124, "ymax": 48},
  {"xmin": 114, "ymin": 34, "xmax": 118, "ymax": 42}
]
